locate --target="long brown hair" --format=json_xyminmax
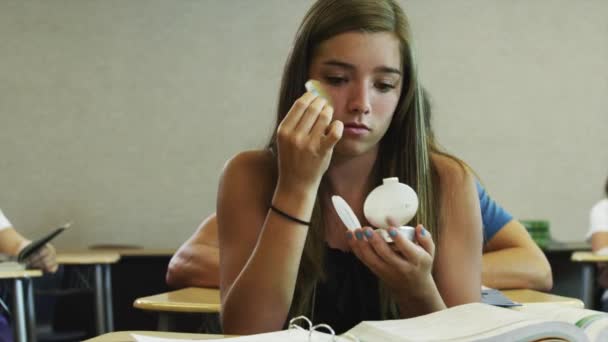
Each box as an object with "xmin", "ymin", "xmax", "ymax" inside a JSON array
[{"xmin": 267, "ymin": 0, "xmax": 440, "ymax": 320}]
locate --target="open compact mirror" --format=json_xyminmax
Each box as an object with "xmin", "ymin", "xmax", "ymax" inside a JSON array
[
  {"xmin": 331, "ymin": 195, "xmax": 361, "ymax": 231},
  {"xmin": 331, "ymin": 177, "xmax": 419, "ymax": 242}
]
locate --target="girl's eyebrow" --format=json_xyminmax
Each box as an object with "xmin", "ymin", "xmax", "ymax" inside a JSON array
[{"xmin": 323, "ymin": 59, "xmax": 402, "ymax": 76}]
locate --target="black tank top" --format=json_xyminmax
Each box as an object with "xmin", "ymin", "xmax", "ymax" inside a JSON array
[{"xmin": 312, "ymin": 245, "xmax": 382, "ymax": 334}]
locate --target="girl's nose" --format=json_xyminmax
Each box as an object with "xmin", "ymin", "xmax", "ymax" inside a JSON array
[{"xmin": 346, "ymin": 82, "xmax": 371, "ymax": 115}]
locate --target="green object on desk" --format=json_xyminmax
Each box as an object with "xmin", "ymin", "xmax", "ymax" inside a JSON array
[{"xmin": 521, "ymin": 220, "xmax": 551, "ymax": 248}]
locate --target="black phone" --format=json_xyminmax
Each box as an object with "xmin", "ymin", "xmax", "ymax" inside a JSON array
[{"xmin": 17, "ymin": 222, "xmax": 70, "ymax": 263}]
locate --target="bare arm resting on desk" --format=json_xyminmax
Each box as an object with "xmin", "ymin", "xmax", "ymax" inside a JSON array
[
  {"xmin": 164, "ymin": 217, "xmax": 554, "ymax": 291},
  {"xmin": 482, "ymin": 219, "xmax": 552, "ymax": 291},
  {"xmin": 166, "ymin": 214, "xmax": 219, "ymax": 289},
  {"xmin": 0, "ymin": 221, "xmax": 58, "ymax": 273}
]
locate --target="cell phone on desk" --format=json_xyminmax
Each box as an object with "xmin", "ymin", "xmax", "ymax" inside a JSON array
[
  {"xmin": 17, "ymin": 222, "xmax": 71, "ymax": 263},
  {"xmin": 481, "ymin": 288, "xmax": 522, "ymax": 307}
]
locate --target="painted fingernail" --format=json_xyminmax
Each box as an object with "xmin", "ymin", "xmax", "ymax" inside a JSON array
[
  {"xmin": 346, "ymin": 231, "xmax": 353, "ymax": 240},
  {"xmin": 389, "ymin": 229, "xmax": 398, "ymax": 237},
  {"xmin": 364, "ymin": 229, "xmax": 373, "ymax": 238},
  {"xmin": 421, "ymin": 227, "xmax": 426, "ymax": 236},
  {"xmin": 355, "ymin": 231, "xmax": 364, "ymax": 240}
]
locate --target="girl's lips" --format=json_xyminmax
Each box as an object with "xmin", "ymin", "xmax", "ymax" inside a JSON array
[
  {"xmin": 343, "ymin": 124, "xmax": 370, "ymax": 135},
  {"xmin": 343, "ymin": 123, "xmax": 370, "ymax": 130}
]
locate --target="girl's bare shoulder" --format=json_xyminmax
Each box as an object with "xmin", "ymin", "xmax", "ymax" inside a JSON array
[
  {"xmin": 219, "ymin": 149, "xmax": 277, "ymax": 199},
  {"xmin": 430, "ymin": 152, "xmax": 471, "ymax": 190}
]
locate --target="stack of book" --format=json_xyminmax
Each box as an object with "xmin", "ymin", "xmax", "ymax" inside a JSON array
[{"xmin": 521, "ymin": 219, "xmax": 551, "ymax": 248}]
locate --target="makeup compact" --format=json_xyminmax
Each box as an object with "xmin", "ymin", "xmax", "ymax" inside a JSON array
[{"xmin": 332, "ymin": 177, "xmax": 418, "ymax": 242}]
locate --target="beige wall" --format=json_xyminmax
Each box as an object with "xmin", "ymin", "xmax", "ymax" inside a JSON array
[{"xmin": 0, "ymin": 0, "xmax": 606, "ymax": 248}]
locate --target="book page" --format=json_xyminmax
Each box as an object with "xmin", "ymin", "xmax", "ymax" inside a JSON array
[
  {"xmin": 347, "ymin": 303, "xmax": 587, "ymax": 341},
  {"xmin": 132, "ymin": 335, "xmax": 203, "ymax": 342},
  {"xmin": 516, "ymin": 303, "xmax": 608, "ymax": 341}
]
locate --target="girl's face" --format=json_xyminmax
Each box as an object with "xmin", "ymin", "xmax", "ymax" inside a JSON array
[{"xmin": 309, "ymin": 31, "xmax": 403, "ymax": 158}]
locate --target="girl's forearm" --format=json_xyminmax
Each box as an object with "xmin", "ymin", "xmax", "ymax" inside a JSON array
[
  {"xmin": 396, "ymin": 276, "xmax": 446, "ymax": 318},
  {"xmin": 221, "ymin": 185, "xmax": 317, "ymax": 334}
]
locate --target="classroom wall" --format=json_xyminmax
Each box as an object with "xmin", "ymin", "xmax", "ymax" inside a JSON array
[{"xmin": 1, "ymin": 0, "xmax": 606, "ymax": 248}]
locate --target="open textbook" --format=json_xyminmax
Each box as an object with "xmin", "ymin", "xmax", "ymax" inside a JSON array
[{"xmin": 131, "ymin": 302, "xmax": 608, "ymax": 342}]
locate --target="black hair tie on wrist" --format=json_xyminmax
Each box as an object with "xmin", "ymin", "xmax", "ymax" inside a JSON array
[{"xmin": 270, "ymin": 205, "xmax": 311, "ymax": 226}]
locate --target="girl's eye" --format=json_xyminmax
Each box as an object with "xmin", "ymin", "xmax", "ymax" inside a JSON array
[
  {"xmin": 375, "ymin": 82, "xmax": 396, "ymax": 93},
  {"xmin": 324, "ymin": 76, "xmax": 347, "ymax": 86}
]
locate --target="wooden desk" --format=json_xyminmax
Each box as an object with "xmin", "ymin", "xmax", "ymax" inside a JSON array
[
  {"xmin": 83, "ymin": 331, "xmax": 225, "ymax": 342},
  {"xmin": 538, "ymin": 241, "xmax": 591, "ymax": 302},
  {"xmin": 134, "ymin": 287, "xmax": 220, "ymax": 313},
  {"xmin": 88, "ymin": 247, "xmax": 176, "ymax": 257},
  {"xmin": 133, "ymin": 287, "xmax": 220, "ymax": 330},
  {"xmin": 570, "ymin": 251, "xmax": 608, "ymax": 309},
  {"xmin": 133, "ymin": 288, "xmax": 579, "ymax": 313},
  {"xmin": 543, "ymin": 240, "xmax": 590, "ymax": 253},
  {"xmin": 502, "ymin": 289, "xmax": 584, "ymax": 308},
  {"xmin": 83, "ymin": 247, "xmax": 176, "ymax": 331},
  {"xmin": 115, "ymin": 248, "xmax": 175, "ymax": 257},
  {"xmin": 0, "ymin": 269, "xmax": 42, "ymax": 342},
  {"xmin": 57, "ymin": 251, "xmax": 121, "ymax": 335}
]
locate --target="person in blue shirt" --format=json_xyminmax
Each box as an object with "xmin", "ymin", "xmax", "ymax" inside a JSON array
[
  {"xmin": 166, "ymin": 182, "xmax": 552, "ymax": 291},
  {"xmin": 476, "ymin": 182, "xmax": 552, "ymax": 290}
]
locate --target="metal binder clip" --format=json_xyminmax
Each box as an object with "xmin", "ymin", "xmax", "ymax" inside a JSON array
[
  {"xmin": 289, "ymin": 315, "xmax": 313, "ymax": 331},
  {"xmin": 310, "ymin": 323, "xmax": 336, "ymax": 341},
  {"xmin": 289, "ymin": 315, "xmax": 360, "ymax": 341}
]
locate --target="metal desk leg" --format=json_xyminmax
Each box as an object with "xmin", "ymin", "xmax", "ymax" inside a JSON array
[
  {"xmin": 12, "ymin": 279, "xmax": 27, "ymax": 342},
  {"xmin": 157, "ymin": 313, "xmax": 173, "ymax": 331},
  {"xmin": 93, "ymin": 265, "xmax": 107, "ymax": 334},
  {"xmin": 103, "ymin": 264, "xmax": 114, "ymax": 332},
  {"xmin": 25, "ymin": 278, "xmax": 37, "ymax": 342},
  {"xmin": 581, "ymin": 263, "xmax": 596, "ymax": 309}
]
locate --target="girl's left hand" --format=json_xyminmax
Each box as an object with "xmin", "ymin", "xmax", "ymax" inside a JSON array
[
  {"xmin": 346, "ymin": 224, "xmax": 436, "ymax": 301},
  {"xmin": 21, "ymin": 243, "xmax": 58, "ymax": 273}
]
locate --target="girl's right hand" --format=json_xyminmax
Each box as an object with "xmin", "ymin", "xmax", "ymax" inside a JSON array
[
  {"xmin": 18, "ymin": 241, "xmax": 58, "ymax": 273},
  {"xmin": 276, "ymin": 92, "xmax": 343, "ymax": 193}
]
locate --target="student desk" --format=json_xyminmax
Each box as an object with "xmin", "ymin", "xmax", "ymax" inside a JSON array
[
  {"xmin": 540, "ymin": 240, "xmax": 591, "ymax": 303},
  {"xmin": 543, "ymin": 240, "xmax": 590, "ymax": 252},
  {"xmin": 132, "ymin": 287, "xmax": 583, "ymax": 332},
  {"xmin": 86, "ymin": 247, "xmax": 176, "ymax": 332},
  {"xmin": 502, "ymin": 289, "xmax": 584, "ymax": 308},
  {"xmin": 0, "ymin": 269, "xmax": 42, "ymax": 342},
  {"xmin": 91, "ymin": 248, "xmax": 175, "ymax": 257},
  {"xmin": 571, "ymin": 251, "xmax": 608, "ymax": 309},
  {"xmin": 84, "ymin": 331, "xmax": 225, "ymax": 342},
  {"xmin": 56, "ymin": 251, "xmax": 121, "ymax": 335},
  {"xmin": 133, "ymin": 287, "xmax": 220, "ymax": 331},
  {"xmin": 91, "ymin": 290, "xmax": 584, "ymax": 341}
]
